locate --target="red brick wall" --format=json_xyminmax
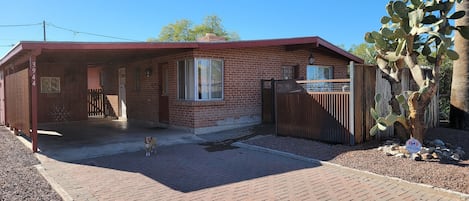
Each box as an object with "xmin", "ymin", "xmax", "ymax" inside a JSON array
[
  {"xmin": 124, "ymin": 46, "xmax": 351, "ymax": 133},
  {"xmin": 125, "ymin": 60, "xmax": 159, "ymax": 122}
]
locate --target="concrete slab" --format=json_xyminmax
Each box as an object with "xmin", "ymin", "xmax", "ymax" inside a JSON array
[{"xmin": 36, "ymin": 119, "xmax": 204, "ymax": 161}]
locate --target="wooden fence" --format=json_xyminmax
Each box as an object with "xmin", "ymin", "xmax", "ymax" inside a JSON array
[
  {"xmin": 276, "ymin": 79, "xmax": 352, "ymax": 144},
  {"xmin": 273, "ymin": 63, "xmax": 439, "ymax": 145},
  {"xmin": 5, "ymin": 68, "xmax": 30, "ymax": 136},
  {"xmin": 274, "ymin": 63, "xmax": 376, "ymax": 145}
]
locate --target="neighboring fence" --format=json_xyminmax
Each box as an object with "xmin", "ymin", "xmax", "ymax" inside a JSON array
[
  {"xmin": 273, "ymin": 63, "xmax": 376, "ymax": 145},
  {"xmin": 87, "ymin": 89, "xmax": 105, "ymax": 117},
  {"xmin": 276, "ymin": 79, "xmax": 352, "ymax": 144},
  {"xmin": 271, "ymin": 63, "xmax": 439, "ymax": 145},
  {"xmin": 374, "ymin": 69, "xmax": 439, "ymax": 138},
  {"xmin": 5, "ymin": 68, "xmax": 30, "ymax": 136}
]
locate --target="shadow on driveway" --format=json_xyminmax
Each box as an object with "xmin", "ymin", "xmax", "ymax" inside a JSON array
[{"xmin": 73, "ymin": 143, "xmax": 319, "ymax": 192}]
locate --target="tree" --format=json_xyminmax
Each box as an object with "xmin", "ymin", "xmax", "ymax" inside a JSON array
[
  {"xmin": 450, "ymin": 0, "xmax": 469, "ymax": 129},
  {"xmin": 365, "ymin": 0, "xmax": 469, "ymax": 142},
  {"xmin": 148, "ymin": 15, "xmax": 240, "ymax": 42},
  {"xmin": 349, "ymin": 43, "xmax": 377, "ymax": 64}
]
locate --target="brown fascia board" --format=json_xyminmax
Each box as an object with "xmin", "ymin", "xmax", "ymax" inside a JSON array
[
  {"xmin": 0, "ymin": 37, "xmax": 364, "ymax": 68},
  {"xmin": 197, "ymin": 36, "xmax": 364, "ymax": 64},
  {"xmin": 314, "ymin": 37, "xmax": 364, "ymax": 64}
]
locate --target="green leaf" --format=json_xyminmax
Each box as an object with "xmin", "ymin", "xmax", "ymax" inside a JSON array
[
  {"xmin": 371, "ymin": 108, "xmax": 379, "ymax": 120},
  {"xmin": 422, "ymin": 44, "xmax": 431, "ymax": 56},
  {"xmin": 370, "ymin": 125, "xmax": 379, "ymax": 136},
  {"xmin": 393, "ymin": 28, "xmax": 406, "ymax": 38},
  {"xmin": 364, "ymin": 32, "xmax": 375, "ymax": 43},
  {"xmin": 421, "ymin": 15, "xmax": 438, "ymax": 24},
  {"xmin": 446, "ymin": 49, "xmax": 459, "ymax": 60},
  {"xmin": 411, "ymin": 0, "xmax": 422, "ymax": 6},
  {"xmin": 457, "ymin": 26, "xmax": 469, "ymax": 40},
  {"xmin": 386, "ymin": 2, "xmax": 394, "ymax": 16},
  {"xmin": 396, "ymin": 94, "xmax": 406, "ymax": 104},
  {"xmin": 377, "ymin": 119, "xmax": 388, "ymax": 131},
  {"xmin": 449, "ymin": 10, "xmax": 465, "ymax": 19},
  {"xmin": 381, "ymin": 28, "xmax": 394, "ymax": 38},
  {"xmin": 393, "ymin": 1, "xmax": 409, "ymax": 19},
  {"xmin": 392, "ymin": 14, "xmax": 402, "ymax": 23},
  {"xmin": 381, "ymin": 16, "xmax": 392, "ymax": 24},
  {"xmin": 426, "ymin": 56, "xmax": 437, "ymax": 64}
]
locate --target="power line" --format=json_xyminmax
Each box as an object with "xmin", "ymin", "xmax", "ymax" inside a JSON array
[
  {"xmin": 47, "ymin": 22, "xmax": 142, "ymax": 42},
  {"xmin": 0, "ymin": 23, "xmax": 42, "ymax": 27}
]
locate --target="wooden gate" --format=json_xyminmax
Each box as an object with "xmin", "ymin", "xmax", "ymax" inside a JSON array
[
  {"xmin": 261, "ymin": 79, "xmax": 278, "ymax": 123},
  {"xmin": 87, "ymin": 89, "xmax": 105, "ymax": 116}
]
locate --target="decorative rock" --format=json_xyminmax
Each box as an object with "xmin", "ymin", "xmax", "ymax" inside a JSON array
[
  {"xmin": 451, "ymin": 153, "xmax": 461, "ymax": 161},
  {"xmin": 378, "ymin": 138, "xmax": 465, "ymax": 162},
  {"xmin": 411, "ymin": 153, "xmax": 422, "ymax": 161},
  {"xmin": 421, "ymin": 147, "xmax": 435, "ymax": 154},
  {"xmin": 432, "ymin": 139, "xmax": 445, "ymax": 147},
  {"xmin": 399, "ymin": 146, "xmax": 409, "ymax": 154},
  {"xmin": 421, "ymin": 153, "xmax": 433, "ymax": 160},
  {"xmin": 395, "ymin": 153, "xmax": 406, "ymax": 158}
]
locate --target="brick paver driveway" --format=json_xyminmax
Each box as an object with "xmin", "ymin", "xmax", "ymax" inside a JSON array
[{"xmin": 37, "ymin": 143, "xmax": 467, "ymax": 201}]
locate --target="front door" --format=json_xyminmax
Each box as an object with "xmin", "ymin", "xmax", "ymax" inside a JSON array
[
  {"xmin": 158, "ymin": 63, "xmax": 169, "ymax": 124},
  {"xmin": 118, "ymin": 68, "xmax": 127, "ymax": 120}
]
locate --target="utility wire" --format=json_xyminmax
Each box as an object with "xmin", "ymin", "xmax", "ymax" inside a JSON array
[
  {"xmin": 0, "ymin": 22, "xmax": 42, "ymax": 27},
  {"xmin": 47, "ymin": 22, "xmax": 142, "ymax": 42}
]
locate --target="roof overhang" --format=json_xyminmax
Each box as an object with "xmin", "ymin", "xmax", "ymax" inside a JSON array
[{"xmin": 0, "ymin": 36, "xmax": 364, "ymax": 69}]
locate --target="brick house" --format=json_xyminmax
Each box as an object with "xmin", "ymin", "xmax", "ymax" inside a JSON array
[{"xmin": 0, "ymin": 36, "xmax": 363, "ymax": 151}]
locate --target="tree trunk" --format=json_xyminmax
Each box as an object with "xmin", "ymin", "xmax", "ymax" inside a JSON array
[
  {"xmin": 450, "ymin": 1, "xmax": 469, "ymax": 129},
  {"xmin": 408, "ymin": 93, "xmax": 426, "ymax": 142}
]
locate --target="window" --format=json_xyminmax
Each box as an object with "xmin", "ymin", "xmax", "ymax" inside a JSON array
[
  {"xmin": 281, "ymin": 65, "xmax": 299, "ymax": 80},
  {"xmin": 178, "ymin": 58, "xmax": 223, "ymax": 100},
  {"xmin": 40, "ymin": 77, "xmax": 60, "ymax": 93},
  {"xmin": 306, "ymin": 65, "xmax": 333, "ymax": 92}
]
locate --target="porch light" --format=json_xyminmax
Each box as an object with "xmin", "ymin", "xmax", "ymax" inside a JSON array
[
  {"xmin": 145, "ymin": 68, "xmax": 152, "ymax": 77},
  {"xmin": 308, "ymin": 52, "xmax": 315, "ymax": 65}
]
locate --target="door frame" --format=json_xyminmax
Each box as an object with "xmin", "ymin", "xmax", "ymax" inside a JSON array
[
  {"xmin": 118, "ymin": 67, "xmax": 127, "ymax": 120},
  {"xmin": 158, "ymin": 63, "xmax": 169, "ymax": 125}
]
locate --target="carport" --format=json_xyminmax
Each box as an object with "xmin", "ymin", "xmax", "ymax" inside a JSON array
[
  {"xmin": 0, "ymin": 41, "xmax": 197, "ymax": 152},
  {"xmin": 36, "ymin": 119, "xmax": 203, "ymax": 161}
]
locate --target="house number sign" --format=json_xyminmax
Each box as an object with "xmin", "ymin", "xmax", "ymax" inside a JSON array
[{"xmin": 30, "ymin": 61, "xmax": 37, "ymax": 86}]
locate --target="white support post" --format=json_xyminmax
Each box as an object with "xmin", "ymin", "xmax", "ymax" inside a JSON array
[{"xmin": 349, "ymin": 61, "xmax": 355, "ymax": 145}]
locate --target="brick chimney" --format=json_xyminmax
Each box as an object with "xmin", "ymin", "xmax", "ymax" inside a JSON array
[{"xmin": 196, "ymin": 33, "xmax": 226, "ymax": 42}]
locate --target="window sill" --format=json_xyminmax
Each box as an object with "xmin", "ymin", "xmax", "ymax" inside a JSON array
[{"xmin": 175, "ymin": 100, "xmax": 225, "ymax": 107}]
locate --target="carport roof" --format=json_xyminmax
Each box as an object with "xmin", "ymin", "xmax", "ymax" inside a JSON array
[{"xmin": 0, "ymin": 36, "xmax": 364, "ymax": 68}]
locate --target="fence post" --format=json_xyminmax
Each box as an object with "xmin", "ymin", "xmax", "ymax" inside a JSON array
[
  {"xmin": 349, "ymin": 61, "xmax": 355, "ymax": 145},
  {"xmin": 271, "ymin": 78, "xmax": 276, "ymax": 123}
]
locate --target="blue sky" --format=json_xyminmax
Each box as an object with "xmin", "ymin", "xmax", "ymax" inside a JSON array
[{"xmin": 0, "ymin": 0, "xmax": 389, "ymax": 56}]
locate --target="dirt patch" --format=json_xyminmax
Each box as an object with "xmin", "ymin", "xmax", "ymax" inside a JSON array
[
  {"xmin": 0, "ymin": 128, "xmax": 61, "ymax": 201},
  {"xmin": 245, "ymin": 126, "xmax": 469, "ymax": 194}
]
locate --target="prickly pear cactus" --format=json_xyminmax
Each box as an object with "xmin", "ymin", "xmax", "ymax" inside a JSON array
[{"xmin": 370, "ymin": 93, "xmax": 409, "ymax": 136}]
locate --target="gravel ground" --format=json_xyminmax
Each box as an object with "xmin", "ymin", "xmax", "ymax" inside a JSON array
[
  {"xmin": 245, "ymin": 126, "xmax": 469, "ymax": 195},
  {"xmin": 0, "ymin": 128, "xmax": 61, "ymax": 201}
]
